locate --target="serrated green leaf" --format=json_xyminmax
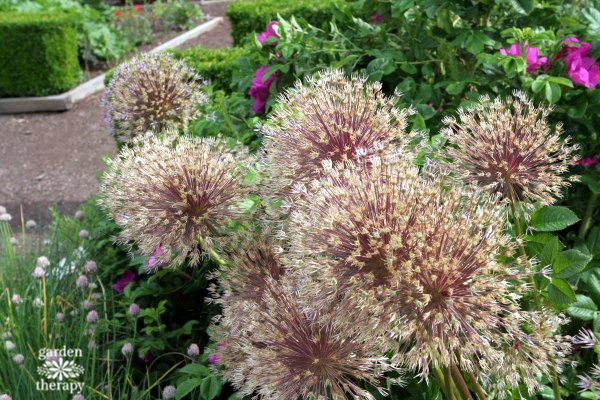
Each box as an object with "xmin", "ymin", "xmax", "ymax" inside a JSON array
[
  {"xmin": 176, "ymin": 378, "xmax": 203, "ymax": 400},
  {"xmin": 548, "ymin": 278, "xmax": 576, "ymax": 305},
  {"xmin": 567, "ymin": 295, "xmax": 598, "ymax": 320},
  {"xmin": 539, "ymin": 236, "xmax": 560, "ymax": 267},
  {"xmin": 554, "ymin": 249, "xmax": 592, "ymax": 278},
  {"xmin": 530, "ymin": 206, "xmax": 580, "ymax": 232},
  {"xmin": 200, "ymin": 376, "xmax": 221, "ymax": 400}
]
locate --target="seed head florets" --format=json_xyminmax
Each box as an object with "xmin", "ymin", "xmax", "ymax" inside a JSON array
[
  {"xmin": 99, "ymin": 134, "xmax": 252, "ymax": 267},
  {"xmin": 103, "ymin": 52, "xmax": 206, "ymax": 143},
  {"xmin": 261, "ymin": 69, "xmax": 416, "ymax": 199},
  {"xmin": 288, "ymin": 160, "xmax": 561, "ymax": 385},
  {"xmin": 213, "ymin": 278, "xmax": 394, "ymax": 400},
  {"xmin": 441, "ymin": 91, "xmax": 580, "ymax": 205}
]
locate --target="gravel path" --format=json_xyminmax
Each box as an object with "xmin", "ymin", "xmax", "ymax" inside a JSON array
[{"xmin": 0, "ymin": 3, "xmax": 232, "ymax": 229}]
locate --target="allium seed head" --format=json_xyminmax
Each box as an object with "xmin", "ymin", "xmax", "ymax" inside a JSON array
[
  {"xmin": 121, "ymin": 342, "xmax": 134, "ymax": 356},
  {"xmin": 78, "ymin": 230, "xmax": 89, "ymax": 239},
  {"xmin": 33, "ymin": 298, "xmax": 43, "ymax": 308},
  {"xmin": 162, "ymin": 385, "xmax": 176, "ymax": 400},
  {"xmin": 100, "ymin": 134, "xmax": 252, "ymax": 267},
  {"xmin": 261, "ymin": 69, "xmax": 416, "ymax": 200},
  {"xmin": 288, "ymin": 160, "xmax": 553, "ymax": 385},
  {"xmin": 74, "ymin": 210, "xmax": 85, "ymax": 220},
  {"xmin": 4, "ymin": 341, "xmax": 15, "ymax": 351},
  {"xmin": 32, "ymin": 267, "xmax": 45, "ymax": 279},
  {"xmin": 86, "ymin": 310, "xmax": 99, "ymax": 324},
  {"xmin": 13, "ymin": 354, "xmax": 24, "ymax": 365},
  {"xmin": 187, "ymin": 343, "xmax": 200, "ymax": 357},
  {"xmin": 104, "ymin": 52, "xmax": 206, "ymax": 143},
  {"xmin": 441, "ymin": 91, "xmax": 580, "ymax": 206},
  {"xmin": 214, "ymin": 279, "xmax": 393, "ymax": 400},
  {"xmin": 56, "ymin": 312, "xmax": 65, "ymax": 322},
  {"xmin": 84, "ymin": 260, "xmax": 97, "ymax": 274},
  {"xmin": 128, "ymin": 303, "xmax": 140, "ymax": 318},
  {"xmin": 36, "ymin": 256, "xmax": 49, "ymax": 269},
  {"xmin": 76, "ymin": 275, "xmax": 88, "ymax": 289},
  {"xmin": 11, "ymin": 295, "xmax": 21, "ymax": 305},
  {"xmin": 0, "ymin": 394, "xmax": 11, "ymax": 400},
  {"xmin": 25, "ymin": 220, "xmax": 36, "ymax": 230}
]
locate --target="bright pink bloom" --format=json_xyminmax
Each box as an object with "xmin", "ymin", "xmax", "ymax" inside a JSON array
[
  {"xmin": 134, "ymin": 4, "xmax": 141, "ymax": 12},
  {"xmin": 248, "ymin": 66, "xmax": 278, "ymax": 114},
  {"xmin": 499, "ymin": 44, "xmax": 547, "ymax": 73},
  {"xmin": 112, "ymin": 270, "xmax": 136, "ymax": 293},
  {"xmin": 371, "ymin": 14, "xmax": 384, "ymax": 23},
  {"xmin": 257, "ymin": 21, "xmax": 279, "ymax": 46},
  {"xmin": 577, "ymin": 154, "xmax": 600, "ymax": 167},
  {"xmin": 147, "ymin": 246, "xmax": 169, "ymax": 270},
  {"xmin": 556, "ymin": 37, "xmax": 600, "ymax": 88}
]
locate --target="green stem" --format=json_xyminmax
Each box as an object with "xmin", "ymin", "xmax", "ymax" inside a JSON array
[
  {"xmin": 450, "ymin": 365, "xmax": 473, "ymax": 400},
  {"xmin": 197, "ymin": 235, "xmax": 227, "ymax": 266},
  {"xmin": 445, "ymin": 367, "xmax": 454, "ymax": 400},
  {"xmin": 508, "ymin": 192, "xmax": 562, "ymax": 400},
  {"xmin": 578, "ymin": 193, "xmax": 598, "ymax": 240},
  {"xmin": 467, "ymin": 371, "xmax": 487, "ymax": 400}
]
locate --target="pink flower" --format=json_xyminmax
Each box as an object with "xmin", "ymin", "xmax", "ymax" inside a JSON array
[
  {"xmin": 112, "ymin": 270, "xmax": 136, "ymax": 293},
  {"xmin": 248, "ymin": 66, "xmax": 278, "ymax": 114},
  {"xmin": 577, "ymin": 154, "xmax": 600, "ymax": 167},
  {"xmin": 556, "ymin": 37, "xmax": 600, "ymax": 88},
  {"xmin": 208, "ymin": 342, "xmax": 226, "ymax": 364},
  {"xmin": 147, "ymin": 246, "xmax": 169, "ymax": 271},
  {"xmin": 499, "ymin": 44, "xmax": 547, "ymax": 73},
  {"xmin": 257, "ymin": 21, "xmax": 279, "ymax": 46},
  {"xmin": 371, "ymin": 14, "xmax": 384, "ymax": 23}
]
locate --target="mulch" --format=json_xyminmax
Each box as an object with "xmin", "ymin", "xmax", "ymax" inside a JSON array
[{"xmin": 0, "ymin": 2, "xmax": 232, "ymax": 231}]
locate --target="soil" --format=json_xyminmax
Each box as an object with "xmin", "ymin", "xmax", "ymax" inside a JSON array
[{"xmin": 0, "ymin": 2, "xmax": 232, "ymax": 230}]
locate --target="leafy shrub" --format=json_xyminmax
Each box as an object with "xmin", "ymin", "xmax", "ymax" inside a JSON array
[
  {"xmin": 225, "ymin": 0, "xmax": 355, "ymax": 46},
  {"xmin": 170, "ymin": 46, "xmax": 248, "ymax": 92},
  {"xmin": 0, "ymin": 11, "xmax": 81, "ymax": 97},
  {"xmin": 154, "ymin": 0, "xmax": 204, "ymax": 32}
]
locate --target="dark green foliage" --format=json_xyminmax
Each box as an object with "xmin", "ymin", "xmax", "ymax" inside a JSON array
[
  {"xmin": 170, "ymin": 47, "xmax": 248, "ymax": 92},
  {"xmin": 0, "ymin": 12, "xmax": 81, "ymax": 97},
  {"xmin": 226, "ymin": 0, "xmax": 354, "ymax": 46}
]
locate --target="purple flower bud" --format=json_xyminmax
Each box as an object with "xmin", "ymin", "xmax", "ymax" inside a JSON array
[
  {"xmin": 86, "ymin": 310, "xmax": 99, "ymax": 324},
  {"xmin": 187, "ymin": 343, "xmax": 200, "ymax": 357},
  {"xmin": 128, "ymin": 303, "xmax": 140, "ymax": 318}
]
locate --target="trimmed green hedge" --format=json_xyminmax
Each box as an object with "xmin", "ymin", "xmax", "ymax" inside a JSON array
[
  {"xmin": 170, "ymin": 47, "xmax": 247, "ymax": 92},
  {"xmin": 0, "ymin": 12, "xmax": 81, "ymax": 97},
  {"xmin": 226, "ymin": 0, "xmax": 352, "ymax": 46}
]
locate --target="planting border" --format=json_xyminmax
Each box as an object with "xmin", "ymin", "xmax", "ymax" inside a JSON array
[{"xmin": 0, "ymin": 17, "xmax": 223, "ymax": 114}]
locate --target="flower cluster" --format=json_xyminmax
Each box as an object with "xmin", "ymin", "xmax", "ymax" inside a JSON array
[
  {"xmin": 99, "ymin": 133, "xmax": 253, "ymax": 267},
  {"xmin": 103, "ymin": 52, "xmax": 206, "ymax": 143},
  {"xmin": 257, "ymin": 21, "xmax": 279, "ymax": 46},
  {"xmin": 500, "ymin": 43, "xmax": 547, "ymax": 73},
  {"xmin": 441, "ymin": 91, "xmax": 579, "ymax": 205},
  {"xmin": 558, "ymin": 37, "xmax": 600, "ymax": 89},
  {"xmin": 249, "ymin": 66, "xmax": 278, "ymax": 114}
]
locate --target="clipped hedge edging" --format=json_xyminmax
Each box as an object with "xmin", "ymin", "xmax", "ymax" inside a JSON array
[
  {"xmin": 0, "ymin": 12, "xmax": 81, "ymax": 97},
  {"xmin": 170, "ymin": 47, "xmax": 247, "ymax": 92},
  {"xmin": 226, "ymin": 0, "xmax": 352, "ymax": 46}
]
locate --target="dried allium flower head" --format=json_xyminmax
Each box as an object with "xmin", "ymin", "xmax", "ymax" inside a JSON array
[
  {"xmin": 214, "ymin": 279, "xmax": 394, "ymax": 400},
  {"xmin": 441, "ymin": 91, "xmax": 580, "ymax": 205},
  {"xmin": 213, "ymin": 230, "xmax": 283, "ymax": 306},
  {"xmin": 100, "ymin": 134, "xmax": 252, "ymax": 267},
  {"xmin": 484, "ymin": 311, "xmax": 571, "ymax": 398},
  {"xmin": 104, "ymin": 52, "xmax": 206, "ymax": 143},
  {"xmin": 577, "ymin": 364, "xmax": 600, "ymax": 394},
  {"xmin": 289, "ymin": 160, "xmax": 543, "ymax": 382},
  {"xmin": 261, "ymin": 69, "xmax": 416, "ymax": 199}
]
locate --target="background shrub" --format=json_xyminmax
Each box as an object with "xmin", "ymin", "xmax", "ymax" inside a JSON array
[
  {"xmin": 0, "ymin": 11, "xmax": 81, "ymax": 97},
  {"xmin": 170, "ymin": 47, "xmax": 247, "ymax": 92},
  {"xmin": 226, "ymin": 0, "xmax": 354, "ymax": 46}
]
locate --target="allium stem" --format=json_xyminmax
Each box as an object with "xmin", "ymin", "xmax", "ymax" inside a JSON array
[
  {"xmin": 508, "ymin": 192, "xmax": 542, "ymax": 309},
  {"xmin": 578, "ymin": 193, "xmax": 598, "ymax": 240},
  {"xmin": 435, "ymin": 367, "xmax": 461, "ymax": 400},
  {"xmin": 444, "ymin": 367, "xmax": 455, "ymax": 400},
  {"xmin": 197, "ymin": 235, "xmax": 226, "ymax": 266},
  {"xmin": 450, "ymin": 365, "xmax": 473, "ymax": 400},
  {"xmin": 508, "ymin": 190, "xmax": 562, "ymax": 400},
  {"xmin": 467, "ymin": 371, "xmax": 487, "ymax": 400}
]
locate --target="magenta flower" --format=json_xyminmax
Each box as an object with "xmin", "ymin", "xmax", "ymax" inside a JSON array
[
  {"xmin": 558, "ymin": 37, "xmax": 600, "ymax": 88},
  {"xmin": 577, "ymin": 154, "xmax": 600, "ymax": 167},
  {"xmin": 248, "ymin": 66, "xmax": 278, "ymax": 114},
  {"xmin": 208, "ymin": 342, "xmax": 226, "ymax": 364},
  {"xmin": 112, "ymin": 270, "xmax": 136, "ymax": 293},
  {"xmin": 371, "ymin": 14, "xmax": 384, "ymax": 23},
  {"xmin": 257, "ymin": 21, "xmax": 279, "ymax": 46},
  {"xmin": 147, "ymin": 246, "xmax": 169, "ymax": 271},
  {"xmin": 499, "ymin": 44, "xmax": 547, "ymax": 73}
]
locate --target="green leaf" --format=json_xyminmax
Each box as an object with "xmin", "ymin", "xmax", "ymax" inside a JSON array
[
  {"xmin": 581, "ymin": 172, "xmax": 600, "ymax": 194},
  {"xmin": 178, "ymin": 364, "xmax": 210, "ymax": 376},
  {"xmin": 547, "ymin": 76, "xmax": 574, "ymax": 87},
  {"xmin": 411, "ymin": 113, "xmax": 426, "ymax": 131},
  {"xmin": 548, "ymin": 278, "xmax": 577, "ymax": 305},
  {"xmin": 531, "ymin": 75, "xmax": 548, "ymax": 93},
  {"xmin": 400, "ymin": 63, "xmax": 417, "ymax": 74},
  {"xmin": 588, "ymin": 226, "xmax": 600, "ymax": 256},
  {"xmin": 446, "ymin": 82, "xmax": 466, "ymax": 95},
  {"xmin": 391, "ymin": 0, "xmax": 415, "ymax": 17},
  {"xmin": 545, "ymin": 82, "xmax": 561, "ymax": 104},
  {"xmin": 539, "ymin": 236, "xmax": 560, "ymax": 267},
  {"xmin": 530, "ymin": 206, "xmax": 580, "ymax": 232},
  {"xmin": 176, "ymin": 378, "xmax": 203, "ymax": 400},
  {"xmin": 511, "ymin": 0, "xmax": 534, "ymax": 14},
  {"xmin": 567, "ymin": 294, "xmax": 598, "ymax": 320},
  {"xmin": 200, "ymin": 376, "xmax": 221, "ymax": 400},
  {"xmin": 554, "ymin": 249, "xmax": 593, "ymax": 278}
]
